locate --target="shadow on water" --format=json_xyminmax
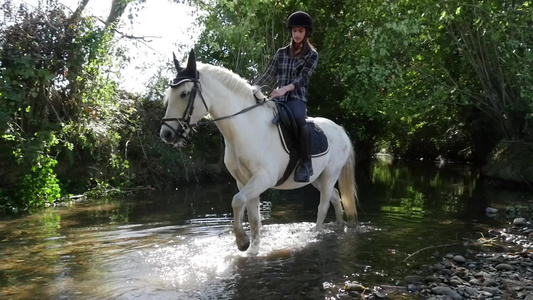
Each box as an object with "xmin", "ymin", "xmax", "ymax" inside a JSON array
[{"xmin": 0, "ymin": 160, "xmax": 532, "ymax": 299}]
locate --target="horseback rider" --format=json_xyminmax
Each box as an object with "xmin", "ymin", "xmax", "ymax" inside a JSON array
[{"xmin": 254, "ymin": 11, "xmax": 319, "ymax": 182}]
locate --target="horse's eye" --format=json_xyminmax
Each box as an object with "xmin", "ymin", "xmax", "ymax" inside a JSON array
[{"xmin": 180, "ymin": 91, "xmax": 188, "ymax": 98}]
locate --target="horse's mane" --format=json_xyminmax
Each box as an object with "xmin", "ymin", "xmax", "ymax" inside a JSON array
[{"xmin": 198, "ymin": 63, "xmax": 261, "ymax": 101}]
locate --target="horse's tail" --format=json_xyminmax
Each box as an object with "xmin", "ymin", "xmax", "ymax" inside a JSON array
[{"xmin": 338, "ymin": 139, "xmax": 358, "ymax": 221}]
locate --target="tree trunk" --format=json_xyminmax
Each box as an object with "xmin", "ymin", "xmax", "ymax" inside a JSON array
[
  {"xmin": 70, "ymin": 0, "xmax": 90, "ymax": 22},
  {"xmin": 106, "ymin": 0, "xmax": 131, "ymax": 30}
]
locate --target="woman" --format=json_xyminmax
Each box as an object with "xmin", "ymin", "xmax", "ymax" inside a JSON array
[{"xmin": 254, "ymin": 11, "xmax": 319, "ymax": 183}]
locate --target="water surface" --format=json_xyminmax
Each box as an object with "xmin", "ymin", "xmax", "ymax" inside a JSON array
[{"xmin": 1, "ymin": 161, "xmax": 532, "ymax": 299}]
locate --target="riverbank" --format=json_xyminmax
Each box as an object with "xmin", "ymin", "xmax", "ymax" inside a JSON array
[
  {"xmin": 339, "ymin": 218, "xmax": 533, "ymax": 300},
  {"xmin": 482, "ymin": 140, "xmax": 533, "ymax": 187}
]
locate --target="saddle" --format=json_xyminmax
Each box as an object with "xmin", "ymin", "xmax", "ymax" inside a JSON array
[{"xmin": 272, "ymin": 101, "xmax": 329, "ymax": 186}]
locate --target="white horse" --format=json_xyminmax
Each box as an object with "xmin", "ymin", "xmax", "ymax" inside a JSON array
[{"xmin": 160, "ymin": 50, "xmax": 358, "ymax": 252}]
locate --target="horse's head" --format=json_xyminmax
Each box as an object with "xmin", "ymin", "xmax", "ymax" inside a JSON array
[{"xmin": 160, "ymin": 49, "xmax": 208, "ymax": 146}]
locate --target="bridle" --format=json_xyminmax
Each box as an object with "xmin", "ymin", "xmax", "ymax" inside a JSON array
[
  {"xmin": 160, "ymin": 77, "xmax": 208, "ymax": 142},
  {"xmin": 161, "ymin": 76, "xmax": 270, "ymax": 142}
]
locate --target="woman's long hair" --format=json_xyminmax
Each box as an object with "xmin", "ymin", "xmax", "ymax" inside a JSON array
[{"xmin": 289, "ymin": 30, "xmax": 315, "ymax": 58}]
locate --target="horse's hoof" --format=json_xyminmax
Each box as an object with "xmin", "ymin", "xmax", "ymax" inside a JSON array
[
  {"xmin": 237, "ymin": 239, "xmax": 250, "ymax": 252},
  {"xmin": 336, "ymin": 221, "xmax": 347, "ymax": 227}
]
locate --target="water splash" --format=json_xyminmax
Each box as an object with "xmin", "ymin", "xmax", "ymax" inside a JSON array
[{"xmin": 143, "ymin": 221, "xmax": 338, "ymax": 292}]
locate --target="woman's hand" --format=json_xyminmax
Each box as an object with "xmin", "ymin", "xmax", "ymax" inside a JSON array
[
  {"xmin": 270, "ymin": 88, "xmax": 286, "ymax": 98},
  {"xmin": 271, "ymin": 84, "xmax": 295, "ymax": 98}
]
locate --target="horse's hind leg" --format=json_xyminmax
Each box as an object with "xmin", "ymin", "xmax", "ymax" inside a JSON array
[
  {"xmin": 311, "ymin": 175, "xmax": 335, "ymax": 231},
  {"xmin": 330, "ymin": 188, "xmax": 344, "ymax": 224},
  {"xmin": 312, "ymin": 180, "xmax": 344, "ymax": 225}
]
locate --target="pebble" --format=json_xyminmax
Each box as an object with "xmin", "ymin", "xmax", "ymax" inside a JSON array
[
  {"xmin": 372, "ymin": 290, "xmax": 387, "ymax": 299},
  {"xmin": 495, "ymin": 263, "xmax": 514, "ymax": 271},
  {"xmin": 337, "ymin": 294, "xmax": 353, "ymax": 300},
  {"xmin": 481, "ymin": 287, "xmax": 500, "ymax": 295},
  {"xmin": 431, "ymin": 286, "xmax": 463, "ymax": 300},
  {"xmin": 404, "ymin": 275, "xmax": 423, "ymax": 284},
  {"xmin": 441, "ymin": 260, "xmax": 453, "ymax": 268},
  {"xmin": 445, "ymin": 253, "xmax": 455, "ymax": 259},
  {"xmin": 337, "ymin": 217, "xmax": 533, "ymax": 300},
  {"xmin": 432, "ymin": 263, "xmax": 444, "ymax": 272},
  {"xmin": 440, "ymin": 268, "xmax": 452, "ymax": 275},
  {"xmin": 344, "ymin": 281, "xmax": 365, "ymax": 292},
  {"xmin": 453, "ymin": 255, "xmax": 466, "ymax": 263},
  {"xmin": 424, "ymin": 276, "xmax": 440, "ymax": 283},
  {"xmin": 482, "ymin": 279, "xmax": 498, "ymax": 287},
  {"xmin": 465, "ymin": 287, "xmax": 478, "ymax": 296},
  {"xmin": 449, "ymin": 275, "xmax": 463, "ymax": 282},
  {"xmin": 513, "ymin": 218, "xmax": 527, "ymax": 226},
  {"xmin": 486, "ymin": 207, "xmax": 498, "ymax": 214},
  {"xmin": 449, "ymin": 279, "xmax": 462, "ymax": 286}
]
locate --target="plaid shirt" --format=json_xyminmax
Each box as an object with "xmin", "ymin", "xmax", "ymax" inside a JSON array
[{"xmin": 255, "ymin": 45, "xmax": 319, "ymax": 102}]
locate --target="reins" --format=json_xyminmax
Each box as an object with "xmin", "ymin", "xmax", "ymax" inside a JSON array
[
  {"xmin": 197, "ymin": 89, "xmax": 271, "ymax": 126},
  {"xmin": 161, "ymin": 77, "xmax": 272, "ymax": 136}
]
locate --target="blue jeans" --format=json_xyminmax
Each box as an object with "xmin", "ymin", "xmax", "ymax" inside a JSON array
[{"xmin": 285, "ymin": 99, "xmax": 307, "ymax": 128}]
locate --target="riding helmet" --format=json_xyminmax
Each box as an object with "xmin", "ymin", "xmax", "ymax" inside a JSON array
[{"xmin": 286, "ymin": 11, "xmax": 313, "ymax": 33}]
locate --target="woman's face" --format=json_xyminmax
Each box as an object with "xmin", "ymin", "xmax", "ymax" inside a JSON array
[{"xmin": 291, "ymin": 27, "xmax": 306, "ymax": 44}]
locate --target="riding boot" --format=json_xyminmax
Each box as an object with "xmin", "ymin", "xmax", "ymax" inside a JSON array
[{"xmin": 294, "ymin": 123, "xmax": 313, "ymax": 182}]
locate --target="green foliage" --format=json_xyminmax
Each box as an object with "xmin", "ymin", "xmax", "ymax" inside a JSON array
[
  {"xmin": 1, "ymin": 0, "xmax": 530, "ymax": 211},
  {"xmin": 17, "ymin": 154, "xmax": 61, "ymax": 208},
  {"xmin": 85, "ymin": 179, "xmax": 124, "ymax": 199},
  {"xmin": 2, "ymin": 131, "xmax": 63, "ymax": 208},
  {"xmin": 334, "ymin": 0, "xmax": 532, "ymax": 156},
  {"xmin": 187, "ymin": 0, "xmax": 532, "ymax": 161},
  {"xmin": 0, "ymin": 0, "xmax": 139, "ymax": 211}
]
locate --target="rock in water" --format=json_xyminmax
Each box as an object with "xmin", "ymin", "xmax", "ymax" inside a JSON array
[
  {"xmin": 486, "ymin": 207, "xmax": 498, "ymax": 214},
  {"xmin": 453, "ymin": 255, "xmax": 466, "ymax": 263},
  {"xmin": 344, "ymin": 281, "xmax": 365, "ymax": 292},
  {"xmin": 513, "ymin": 218, "xmax": 527, "ymax": 226}
]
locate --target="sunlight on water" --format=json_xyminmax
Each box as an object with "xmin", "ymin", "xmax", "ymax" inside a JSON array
[
  {"xmin": 257, "ymin": 222, "xmax": 325, "ymax": 255},
  {"xmin": 146, "ymin": 233, "xmax": 236, "ymax": 288},
  {"xmin": 143, "ymin": 221, "xmax": 333, "ymax": 293}
]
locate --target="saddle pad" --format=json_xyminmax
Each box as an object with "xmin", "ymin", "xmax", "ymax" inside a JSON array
[{"xmin": 277, "ymin": 121, "xmax": 329, "ymax": 157}]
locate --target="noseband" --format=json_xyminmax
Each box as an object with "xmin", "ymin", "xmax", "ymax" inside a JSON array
[{"xmin": 161, "ymin": 77, "xmax": 208, "ymax": 141}]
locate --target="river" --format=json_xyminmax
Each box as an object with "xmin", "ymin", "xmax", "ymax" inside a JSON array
[{"xmin": 1, "ymin": 160, "xmax": 532, "ymax": 299}]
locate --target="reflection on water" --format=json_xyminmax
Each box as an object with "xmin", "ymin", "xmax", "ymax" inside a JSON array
[{"xmin": 0, "ymin": 161, "xmax": 532, "ymax": 299}]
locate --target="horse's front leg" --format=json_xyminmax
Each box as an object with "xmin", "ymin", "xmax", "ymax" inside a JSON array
[
  {"xmin": 232, "ymin": 171, "xmax": 271, "ymax": 252},
  {"xmin": 232, "ymin": 194, "xmax": 249, "ymax": 251},
  {"xmin": 246, "ymin": 196, "xmax": 261, "ymax": 251}
]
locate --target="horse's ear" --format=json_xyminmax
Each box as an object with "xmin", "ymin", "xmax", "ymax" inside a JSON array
[
  {"xmin": 173, "ymin": 52, "xmax": 183, "ymax": 72},
  {"xmin": 186, "ymin": 49, "xmax": 197, "ymax": 78}
]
